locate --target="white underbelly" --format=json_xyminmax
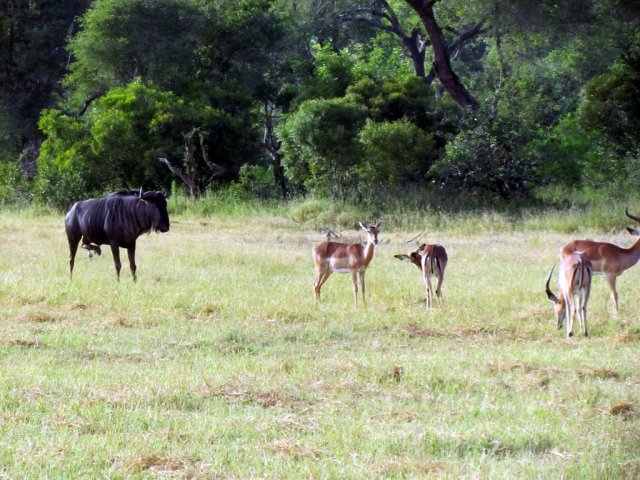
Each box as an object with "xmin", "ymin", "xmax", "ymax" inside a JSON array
[{"xmin": 331, "ymin": 267, "xmax": 353, "ymax": 273}]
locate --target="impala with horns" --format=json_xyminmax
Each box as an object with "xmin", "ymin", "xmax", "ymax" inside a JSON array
[
  {"xmin": 395, "ymin": 243, "xmax": 448, "ymax": 307},
  {"xmin": 561, "ymin": 208, "xmax": 640, "ymax": 312},
  {"xmin": 312, "ymin": 222, "xmax": 380, "ymax": 306},
  {"xmin": 546, "ymin": 252, "xmax": 592, "ymax": 338}
]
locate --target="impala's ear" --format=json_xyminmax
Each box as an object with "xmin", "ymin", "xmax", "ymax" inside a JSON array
[
  {"xmin": 358, "ymin": 222, "xmax": 368, "ymax": 230},
  {"xmin": 375, "ymin": 221, "xmax": 381, "ymax": 228},
  {"xmin": 394, "ymin": 254, "xmax": 410, "ymax": 261},
  {"xmin": 627, "ymin": 227, "xmax": 640, "ymax": 236}
]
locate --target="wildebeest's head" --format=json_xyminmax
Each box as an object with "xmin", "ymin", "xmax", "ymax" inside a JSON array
[{"xmin": 140, "ymin": 190, "xmax": 170, "ymax": 232}]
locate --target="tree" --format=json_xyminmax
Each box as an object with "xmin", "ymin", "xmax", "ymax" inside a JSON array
[
  {"xmin": 0, "ymin": 0, "xmax": 90, "ymax": 172},
  {"xmin": 340, "ymin": 0, "xmax": 488, "ymax": 100},
  {"xmin": 36, "ymin": 80, "xmax": 234, "ymax": 206},
  {"xmin": 64, "ymin": 0, "xmax": 205, "ymax": 107},
  {"xmin": 278, "ymin": 97, "xmax": 368, "ymax": 199}
]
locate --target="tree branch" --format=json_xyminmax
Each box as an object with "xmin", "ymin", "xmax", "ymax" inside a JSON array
[{"xmin": 159, "ymin": 157, "xmax": 191, "ymax": 188}]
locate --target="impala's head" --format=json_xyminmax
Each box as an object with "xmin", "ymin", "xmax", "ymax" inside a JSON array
[
  {"xmin": 626, "ymin": 208, "xmax": 640, "ymax": 236},
  {"xmin": 394, "ymin": 244, "xmax": 427, "ymax": 270},
  {"xmin": 545, "ymin": 266, "xmax": 566, "ymax": 329},
  {"xmin": 359, "ymin": 221, "xmax": 381, "ymax": 245}
]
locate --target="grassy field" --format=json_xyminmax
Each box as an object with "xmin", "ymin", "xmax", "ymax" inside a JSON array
[{"xmin": 1, "ymin": 209, "xmax": 639, "ymax": 478}]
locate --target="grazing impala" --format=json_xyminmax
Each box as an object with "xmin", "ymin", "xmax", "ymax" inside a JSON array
[
  {"xmin": 561, "ymin": 208, "xmax": 640, "ymax": 312},
  {"xmin": 394, "ymin": 243, "xmax": 448, "ymax": 307},
  {"xmin": 313, "ymin": 222, "xmax": 380, "ymax": 306},
  {"xmin": 546, "ymin": 252, "xmax": 592, "ymax": 338}
]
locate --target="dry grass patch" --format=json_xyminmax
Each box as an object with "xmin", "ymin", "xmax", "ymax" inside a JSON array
[
  {"xmin": 610, "ymin": 403, "xmax": 635, "ymax": 417},
  {"xmin": 275, "ymin": 415, "xmax": 321, "ymax": 433},
  {"xmin": 526, "ymin": 375, "xmax": 551, "ymax": 390},
  {"xmin": 612, "ymin": 332, "xmax": 640, "ymax": 344},
  {"xmin": 488, "ymin": 362, "xmax": 542, "ymax": 374},
  {"xmin": 21, "ymin": 385, "xmax": 53, "ymax": 403},
  {"xmin": 268, "ymin": 439, "xmax": 327, "ymax": 460},
  {"xmin": 516, "ymin": 305, "xmax": 550, "ymax": 322},
  {"xmin": 197, "ymin": 380, "xmax": 306, "ymax": 409},
  {"xmin": 376, "ymin": 456, "xmax": 448, "ymax": 476},
  {"xmin": 402, "ymin": 322, "xmax": 528, "ymax": 341},
  {"xmin": 578, "ymin": 368, "xmax": 621, "ymax": 381},
  {"xmin": 20, "ymin": 311, "xmax": 63, "ymax": 323},
  {"xmin": 121, "ymin": 454, "xmax": 215, "ymax": 478},
  {"xmin": 7, "ymin": 338, "xmax": 41, "ymax": 348},
  {"xmin": 78, "ymin": 348, "xmax": 150, "ymax": 364}
]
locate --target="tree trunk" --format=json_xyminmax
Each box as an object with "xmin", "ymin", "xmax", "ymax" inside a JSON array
[
  {"xmin": 403, "ymin": 27, "xmax": 427, "ymax": 79},
  {"xmin": 263, "ymin": 100, "xmax": 288, "ymax": 199},
  {"xmin": 405, "ymin": 0, "xmax": 479, "ymax": 110},
  {"xmin": 18, "ymin": 134, "xmax": 40, "ymax": 179}
]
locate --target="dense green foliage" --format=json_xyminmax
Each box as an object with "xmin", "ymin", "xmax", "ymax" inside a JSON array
[{"xmin": 1, "ymin": 0, "xmax": 640, "ymax": 208}]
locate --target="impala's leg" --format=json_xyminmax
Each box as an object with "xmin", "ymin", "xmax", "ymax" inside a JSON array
[
  {"xmin": 127, "ymin": 243, "xmax": 137, "ymax": 282},
  {"xmin": 351, "ymin": 271, "xmax": 359, "ymax": 307},
  {"xmin": 576, "ymin": 293, "xmax": 584, "ymax": 337},
  {"xmin": 605, "ymin": 275, "xmax": 619, "ymax": 313},
  {"xmin": 313, "ymin": 266, "xmax": 330, "ymax": 302},
  {"xmin": 110, "ymin": 243, "xmax": 122, "ymax": 281},
  {"xmin": 435, "ymin": 270, "xmax": 445, "ymax": 304},
  {"xmin": 359, "ymin": 271, "xmax": 366, "ymax": 307},
  {"xmin": 424, "ymin": 274, "xmax": 433, "ymax": 308},
  {"xmin": 583, "ymin": 283, "xmax": 590, "ymax": 337},
  {"xmin": 566, "ymin": 295, "xmax": 575, "ymax": 338}
]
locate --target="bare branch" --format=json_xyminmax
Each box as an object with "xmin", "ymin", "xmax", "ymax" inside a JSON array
[{"xmin": 159, "ymin": 157, "xmax": 190, "ymax": 187}]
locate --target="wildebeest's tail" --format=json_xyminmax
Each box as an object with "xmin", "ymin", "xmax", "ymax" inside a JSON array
[{"xmin": 65, "ymin": 202, "xmax": 81, "ymax": 279}]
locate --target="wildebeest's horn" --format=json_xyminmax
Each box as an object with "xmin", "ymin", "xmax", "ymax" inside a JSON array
[
  {"xmin": 625, "ymin": 207, "xmax": 640, "ymax": 224},
  {"xmin": 138, "ymin": 186, "xmax": 143, "ymax": 197},
  {"xmin": 545, "ymin": 266, "xmax": 558, "ymax": 303},
  {"xmin": 162, "ymin": 187, "xmax": 170, "ymax": 199}
]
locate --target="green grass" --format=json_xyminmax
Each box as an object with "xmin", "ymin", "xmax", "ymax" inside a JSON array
[{"xmin": 1, "ymin": 210, "xmax": 639, "ymax": 478}]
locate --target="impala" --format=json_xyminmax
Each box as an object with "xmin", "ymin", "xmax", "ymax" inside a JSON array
[
  {"xmin": 546, "ymin": 252, "xmax": 592, "ymax": 338},
  {"xmin": 395, "ymin": 243, "xmax": 448, "ymax": 307},
  {"xmin": 561, "ymin": 208, "xmax": 640, "ymax": 312},
  {"xmin": 312, "ymin": 222, "xmax": 380, "ymax": 306}
]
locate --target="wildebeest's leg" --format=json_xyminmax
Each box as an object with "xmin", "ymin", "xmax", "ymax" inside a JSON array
[
  {"xmin": 127, "ymin": 243, "xmax": 137, "ymax": 282},
  {"xmin": 110, "ymin": 243, "xmax": 122, "ymax": 281},
  {"xmin": 67, "ymin": 233, "xmax": 81, "ymax": 280},
  {"xmin": 81, "ymin": 241, "xmax": 101, "ymax": 258}
]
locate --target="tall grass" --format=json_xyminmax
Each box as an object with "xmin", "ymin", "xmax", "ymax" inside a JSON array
[
  {"xmin": 164, "ymin": 189, "xmax": 640, "ymax": 234},
  {"xmin": 1, "ymin": 208, "xmax": 639, "ymax": 478}
]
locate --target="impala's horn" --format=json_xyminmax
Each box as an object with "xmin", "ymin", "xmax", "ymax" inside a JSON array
[
  {"xmin": 323, "ymin": 228, "xmax": 338, "ymax": 240},
  {"xmin": 545, "ymin": 266, "xmax": 558, "ymax": 303},
  {"xmin": 404, "ymin": 227, "xmax": 428, "ymax": 244},
  {"xmin": 626, "ymin": 207, "xmax": 640, "ymax": 223}
]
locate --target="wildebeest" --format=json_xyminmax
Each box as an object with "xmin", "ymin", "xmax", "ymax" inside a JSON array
[{"xmin": 65, "ymin": 189, "xmax": 170, "ymax": 281}]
